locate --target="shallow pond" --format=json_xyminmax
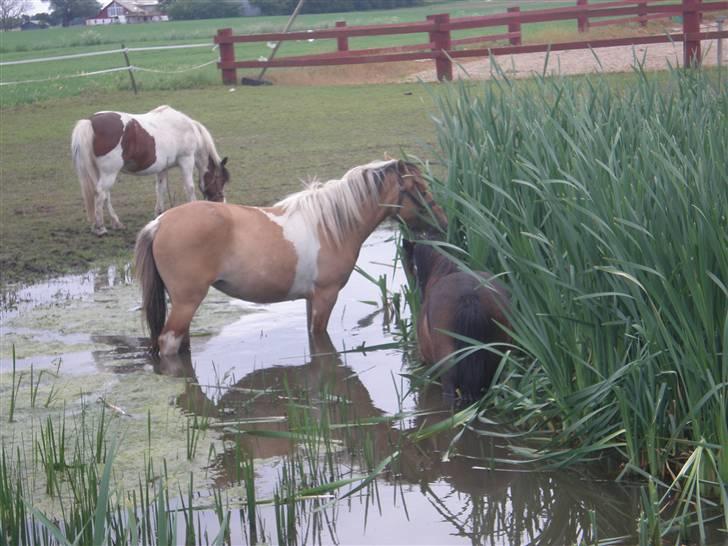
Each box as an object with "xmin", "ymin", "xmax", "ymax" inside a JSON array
[{"xmin": 1, "ymin": 227, "xmax": 652, "ymax": 544}]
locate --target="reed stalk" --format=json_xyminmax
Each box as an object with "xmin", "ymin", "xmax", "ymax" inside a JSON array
[{"xmin": 425, "ymin": 66, "xmax": 727, "ymax": 539}]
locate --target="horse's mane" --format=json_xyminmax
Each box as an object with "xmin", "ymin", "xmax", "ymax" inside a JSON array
[
  {"xmin": 275, "ymin": 159, "xmax": 399, "ymax": 246},
  {"xmin": 147, "ymin": 105, "xmax": 223, "ymax": 167},
  {"xmin": 412, "ymin": 243, "xmax": 460, "ymax": 290},
  {"xmin": 191, "ymin": 120, "xmax": 222, "ymax": 165}
]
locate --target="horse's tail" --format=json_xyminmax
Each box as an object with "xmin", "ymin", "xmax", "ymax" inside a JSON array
[
  {"xmin": 134, "ymin": 219, "xmax": 166, "ymax": 352},
  {"xmin": 452, "ymin": 292, "xmax": 497, "ymax": 401},
  {"xmin": 71, "ymin": 119, "xmax": 98, "ymax": 223}
]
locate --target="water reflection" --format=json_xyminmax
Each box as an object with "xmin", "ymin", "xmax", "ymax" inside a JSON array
[
  {"xmin": 2, "ymin": 229, "xmax": 645, "ymax": 544},
  {"xmin": 95, "ymin": 332, "xmax": 641, "ymax": 545}
]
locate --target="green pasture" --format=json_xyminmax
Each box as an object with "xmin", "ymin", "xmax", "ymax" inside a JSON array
[
  {"xmin": 0, "ymin": 82, "xmax": 440, "ymax": 284},
  {"xmin": 0, "ymin": 0, "xmax": 659, "ymax": 106}
]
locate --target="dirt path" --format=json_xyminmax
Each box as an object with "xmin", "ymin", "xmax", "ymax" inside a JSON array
[{"xmin": 406, "ymin": 23, "xmax": 726, "ymax": 82}]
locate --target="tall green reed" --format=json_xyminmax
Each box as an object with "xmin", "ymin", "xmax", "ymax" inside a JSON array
[{"xmin": 425, "ymin": 66, "xmax": 727, "ymax": 538}]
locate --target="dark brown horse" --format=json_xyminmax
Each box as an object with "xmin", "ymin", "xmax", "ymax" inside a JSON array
[
  {"xmin": 135, "ymin": 159, "xmax": 447, "ymax": 355},
  {"xmin": 402, "ymin": 239, "xmax": 511, "ymax": 402}
]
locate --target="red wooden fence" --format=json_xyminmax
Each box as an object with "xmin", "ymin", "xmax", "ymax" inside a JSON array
[{"xmin": 215, "ymin": 0, "xmax": 728, "ymax": 84}]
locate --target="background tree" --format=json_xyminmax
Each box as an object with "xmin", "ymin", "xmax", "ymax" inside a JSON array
[
  {"xmin": 42, "ymin": 0, "xmax": 99, "ymax": 26},
  {"xmin": 0, "ymin": 0, "xmax": 30, "ymax": 30},
  {"xmin": 250, "ymin": 0, "xmax": 422, "ymax": 15},
  {"xmin": 165, "ymin": 0, "xmax": 240, "ymax": 20}
]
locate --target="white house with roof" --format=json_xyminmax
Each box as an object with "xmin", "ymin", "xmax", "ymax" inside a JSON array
[{"xmin": 86, "ymin": 1, "xmax": 168, "ymax": 25}]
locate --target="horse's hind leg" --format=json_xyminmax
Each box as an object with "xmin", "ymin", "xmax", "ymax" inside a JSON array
[
  {"xmin": 158, "ymin": 290, "xmax": 207, "ymax": 355},
  {"xmin": 105, "ymin": 192, "xmax": 124, "ymax": 230},
  {"xmin": 93, "ymin": 172, "xmax": 122, "ymax": 234},
  {"xmin": 93, "ymin": 190, "xmax": 108, "ymax": 235}
]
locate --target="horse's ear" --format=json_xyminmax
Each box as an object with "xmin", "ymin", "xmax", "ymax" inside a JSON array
[
  {"xmin": 220, "ymin": 156, "xmax": 228, "ymax": 166},
  {"xmin": 396, "ymin": 159, "xmax": 412, "ymax": 180}
]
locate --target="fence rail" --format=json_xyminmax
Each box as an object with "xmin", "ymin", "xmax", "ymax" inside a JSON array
[
  {"xmin": 215, "ymin": 0, "xmax": 728, "ymax": 83},
  {"xmin": 0, "ymin": 42, "xmax": 218, "ymax": 88}
]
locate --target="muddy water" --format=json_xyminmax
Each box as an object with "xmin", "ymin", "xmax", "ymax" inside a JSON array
[{"xmin": 0, "ymin": 227, "xmax": 644, "ymax": 544}]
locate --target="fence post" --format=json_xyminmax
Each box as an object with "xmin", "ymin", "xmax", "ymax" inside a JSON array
[
  {"xmin": 216, "ymin": 28, "xmax": 237, "ymax": 84},
  {"xmin": 577, "ymin": 0, "xmax": 589, "ymax": 32},
  {"xmin": 336, "ymin": 21, "xmax": 349, "ymax": 52},
  {"xmin": 718, "ymin": 16, "xmax": 725, "ymax": 70},
  {"xmin": 120, "ymin": 43, "xmax": 137, "ymax": 95},
  {"xmin": 638, "ymin": 0, "xmax": 647, "ymax": 27},
  {"xmin": 507, "ymin": 7, "xmax": 521, "ymax": 45},
  {"xmin": 682, "ymin": 0, "xmax": 701, "ymax": 67},
  {"xmin": 428, "ymin": 13, "xmax": 452, "ymax": 81}
]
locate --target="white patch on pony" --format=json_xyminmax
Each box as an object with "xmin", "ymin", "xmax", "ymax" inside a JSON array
[
  {"xmin": 158, "ymin": 331, "xmax": 183, "ymax": 355},
  {"xmin": 263, "ymin": 210, "xmax": 320, "ymax": 299}
]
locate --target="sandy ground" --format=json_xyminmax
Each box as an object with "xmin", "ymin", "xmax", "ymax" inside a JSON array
[
  {"xmin": 266, "ymin": 23, "xmax": 726, "ymax": 86},
  {"xmin": 406, "ymin": 23, "xmax": 726, "ymax": 82}
]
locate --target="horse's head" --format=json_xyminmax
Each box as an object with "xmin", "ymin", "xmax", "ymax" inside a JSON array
[
  {"xmin": 390, "ymin": 161, "xmax": 448, "ymax": 233},
  {"xmin": 401, "ymin": 238, "xmax": 454, "ymax": 296},
  {"xmin": 201, "ymin": 156, "xmax": 230, "ymax": 202}
]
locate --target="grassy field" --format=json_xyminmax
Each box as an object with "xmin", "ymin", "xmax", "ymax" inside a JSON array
[
  {"xmin": 0, "ymin": 82, "xmax": 441, "ymax": 285},
  {"xmin": 0, "ymin": 0, "xmax": 669, "ymax": 106}
]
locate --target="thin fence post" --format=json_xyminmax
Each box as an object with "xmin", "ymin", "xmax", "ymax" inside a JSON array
[
  {"xmin": 638, "ymin": 0, "xmax": 647, "ymax": 27},
  {"xmin": 120, "ymin": 43, "xmax": 137, "ymax": 95},
  {"xmin": 428, "ymin": 13, "xmax": 452, "ymax": 82},
  {"xmin": 682, "ymin": 0, "xmax": 701, "ymax": 67},
  {"xmin": 718, "ymin": 16, "xmax": 725, "ymax": 69},
  {"xmin": 577, "ymin": 0, "xmax": 589, "ymax": 32},
  {"xmin": 336, "ymin": 21, "xmax": 349, "ymax": 52},
  {"xmin": 216, "ymin": 28, "xmax": 236, "ymax": 85},
  {"xmin": 507, "ymin": 7, "xmax": 521, "ymax": 45}
]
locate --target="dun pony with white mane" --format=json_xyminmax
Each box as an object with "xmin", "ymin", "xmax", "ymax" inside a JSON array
[
  {"xmin": 135, "ymin": 158, "xmax": 448, "ymax": 355},
  {"xmin": 71, "ymin": 105, "xmax": 230, "ymax": 235}
]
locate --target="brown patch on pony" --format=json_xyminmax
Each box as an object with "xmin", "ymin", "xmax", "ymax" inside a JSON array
[
  {"xmin": 121, "ymin": 119, "xmax": 156, "ymax": 172},
  {"xmin": 90, "ymin": 112, "xmax": 124, "ymax": 157}
]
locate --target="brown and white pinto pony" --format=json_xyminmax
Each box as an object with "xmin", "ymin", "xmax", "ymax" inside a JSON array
[
  {"xmin": 135, "ymin": 159, "xmax": 448, "ymax": 355},
  {"xmin": 402, "ymin": 239, "xmax": 511, "ymax": 402},
  {"xmin": 71, "ymin": 105, "xmax": 230, "ymax": 235}
]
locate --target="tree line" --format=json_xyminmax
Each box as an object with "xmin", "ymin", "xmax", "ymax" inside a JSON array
[
  {"xmin": 163, "ymin": 0, "xmax": 424, "ymax": 19},
  {"xmin": 4, "ymin": 0, "xmax": 425, "ymax": 29},
  {"xmin": 248, "ymin": 0, "xmax": 424, "ymax": 16}
]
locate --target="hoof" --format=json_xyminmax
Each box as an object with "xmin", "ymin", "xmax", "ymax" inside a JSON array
[
  {"xmin": 93, "ymin": 226, "xmax": 108, "ymax": 236},
  {"xmin": 111, "ymin": 221, "xmax": 126, "ymax": 230}
]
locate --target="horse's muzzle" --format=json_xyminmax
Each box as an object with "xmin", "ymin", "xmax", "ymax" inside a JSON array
[{"xmin": 204, "ymin": 192, "xmax": 226, "ymax": 203}]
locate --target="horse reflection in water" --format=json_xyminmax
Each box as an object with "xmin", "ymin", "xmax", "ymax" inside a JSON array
[
  {"xmin": 134, "ymin": 159, "xmax": 447, "ymax": 355},
  {"xmin": 95, "ymin": 334, "xmax": 636, "ymax": 545},
  {"xmin": 402, "ymin": 239, "xmax": 512, "ymax": 402}
]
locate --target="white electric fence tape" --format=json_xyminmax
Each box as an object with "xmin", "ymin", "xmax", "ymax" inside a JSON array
[{"xmin": 0, "ymin": 43, "xmax": 219, "ymax": 86}]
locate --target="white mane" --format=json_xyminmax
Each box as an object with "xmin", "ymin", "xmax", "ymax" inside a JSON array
[
  {"xmin": 192, "ymin": 120, "xmax": 222, "ymax": 166},
  {"xmin": 149, "ymin": 106, "xmax": 220, "ymax": 167},
  {"xmin": 275, "ymin": 159, "xmax": 399, "ymax": 246}
]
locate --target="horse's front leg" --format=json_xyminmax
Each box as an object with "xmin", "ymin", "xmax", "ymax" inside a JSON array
[
  {"xmin": 306, "ymin": 286, "xmax": 340, "ymax": 335},
  {"xmin": 179, "ymin": 156, "xmax": 197, "ymax": 202},
  {"xmin": 155, "ymin": 171, "xmax": 169, "ymax": 216}
]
